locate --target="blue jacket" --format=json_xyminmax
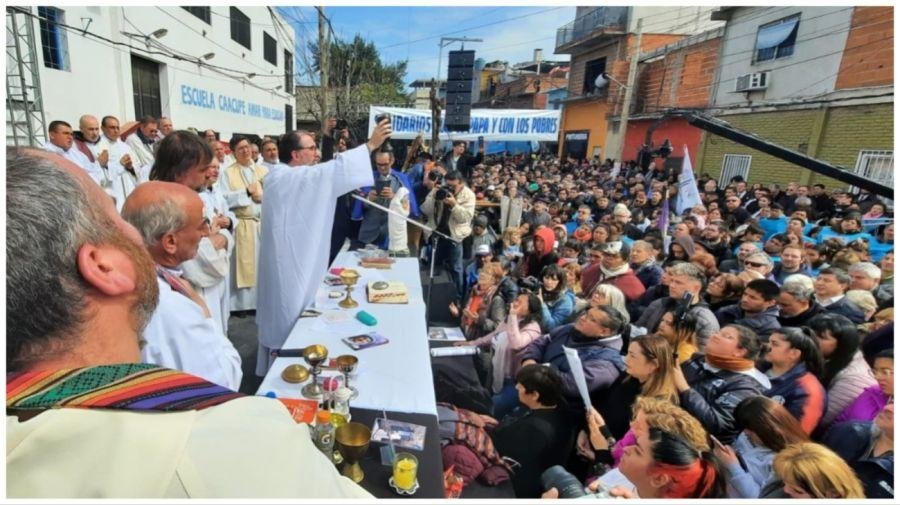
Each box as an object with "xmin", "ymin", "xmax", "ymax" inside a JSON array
[
  {"xmin": 714, "ymin": 304, "xmax": 781, "ymax": 341},
  {"xmin": 540, "ymin": 290, "xmax": 576, "ymax": 332},
  {"xmin": 351, "ymin": 168, "xmax": 421, "ymax": 220},
  {"xmin": 519, "ymin": 324, "xmax": 625, "ymax": 400},
  {"xmin": 766, "ymin": 362, "xmax": 826, "ymax": 434}
]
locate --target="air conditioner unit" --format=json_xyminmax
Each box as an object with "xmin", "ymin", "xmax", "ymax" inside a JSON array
[{"xmin": 734, "ymin": 72, "xmax": 769, "ymax": 92}]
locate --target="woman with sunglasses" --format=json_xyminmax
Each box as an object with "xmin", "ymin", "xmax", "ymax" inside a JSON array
[{"xmin": 762, "ymin": 327, "xmax": 827, "ymax": 434}]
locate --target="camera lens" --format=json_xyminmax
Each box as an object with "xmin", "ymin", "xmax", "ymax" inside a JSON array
[{"xmin": 540, "ymin": 465, "xmax": 586, "ymax": 499}]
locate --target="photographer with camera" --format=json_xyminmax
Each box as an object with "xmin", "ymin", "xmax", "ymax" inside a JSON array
[{"xmin": 421, "ymin": 169, "xmax": 476, "ymax": 299}]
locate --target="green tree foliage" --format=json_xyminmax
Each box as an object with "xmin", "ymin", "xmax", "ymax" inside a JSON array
[{"xmin": 308, "ymin": 34, "xmax": 409, "ymax": 124}]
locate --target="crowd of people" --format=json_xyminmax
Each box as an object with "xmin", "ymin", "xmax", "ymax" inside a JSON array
[
  {"xmin": 7, "ymin": 111, "xmax": 894, "ymax": 500},
  {"xmin": 421, "ymin": 149, "xmax": 894, "ymax": 498}
]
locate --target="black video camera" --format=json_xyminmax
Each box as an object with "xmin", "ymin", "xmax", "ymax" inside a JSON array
[
  {"xmin": 435, "ymin": 185, "xmax": 452, "ymax": 200},
  {"xmin": 517, "ymin": 276, "xmax": 541, "ymax": 294},
  {"xmin": 427, "ymin": 170, "xmax": 443, "ymax": 184}
]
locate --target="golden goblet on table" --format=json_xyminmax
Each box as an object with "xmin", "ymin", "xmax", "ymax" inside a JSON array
[
  {"xmin": 335, "ymin": 422, "xmax": 372, "ymax": 483},
  {"xmin": 335, "ymin": 354, "xmax": 359, "ymax": 399},
  {"xmin": 338, "ymin": 269, "xmax": 361, "ymax": 308},
  {"xmin": 301, "ymin": 344, "xmax": 328, "ymax": 398}
]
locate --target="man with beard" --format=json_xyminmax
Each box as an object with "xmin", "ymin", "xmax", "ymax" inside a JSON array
[
  {"xmin": 122, "ymin": 182, "xmax": 241, "ymax": 390},
  {"xmin": 255, "ymin": 121, "xmax": 392, "ymax": 376},
  {"xmin": 772, "ymin": 244, "xmax": 813, "ymax": 284},
  {"xmin": 6, "ymin": 149, "xmax": 371, "ymax": 499},
  {"xmin": 259, "ymin": 139, "xmax": 280, "ymax": 170},
  {"xmin": 699, "ymin": 220, "xmax": 731, "ymax": 265}
]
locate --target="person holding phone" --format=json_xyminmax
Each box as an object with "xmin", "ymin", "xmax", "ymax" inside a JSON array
[{"xmin": 351, "ymin": 147, "xmax": 420, "ymax": 250}]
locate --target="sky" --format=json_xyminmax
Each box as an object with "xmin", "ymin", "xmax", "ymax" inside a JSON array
[{"xmin": 276, "ymin": 6, "xmax": 577, "ymax": 87}]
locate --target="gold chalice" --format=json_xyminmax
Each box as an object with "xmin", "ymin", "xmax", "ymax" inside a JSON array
[
  {"xmin": 335, "ymin": 354, "xmax": 359, "ymax": 399},
  {"xmin": 301, "ymin": 344, "xmax": 328, "ymax": 398},
  {"xmin": 338, "ymin": 269, "xmax": 361, "ymax": 308},
  {"xmin": 335, "ymin": 421, "xmax": 372, "ymax": 483}
]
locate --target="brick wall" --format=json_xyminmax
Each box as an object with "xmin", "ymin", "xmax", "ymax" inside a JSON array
[
  {"xmin": 635, "ymin": 36, "xmax": 721, "ymax": 114},
  {"xmin": 835, "ymin": 7, "xmax": 894, "ymax": 90},
  {"xmin": 698, "ymin": 103, "xmax": 893, "ymax": 188},
  {"xmin": 567, "ymin": 33, "xmax": 684, "ymax": 101}
]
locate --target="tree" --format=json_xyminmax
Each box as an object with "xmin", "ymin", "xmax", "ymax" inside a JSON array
[{"xmin": 307, "ymin": 34, "xmax": 409, "ymax": 140}]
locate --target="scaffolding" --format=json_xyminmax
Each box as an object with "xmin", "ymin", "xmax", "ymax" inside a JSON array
[{"xmin": 6, "ymin": 6, "xmax": 46, "ymax": 147}]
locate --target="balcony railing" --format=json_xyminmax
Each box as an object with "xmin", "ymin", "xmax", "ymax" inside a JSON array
[{"xmin": 556, "ymin": 7, "xmax": 628, "ymax": 50}]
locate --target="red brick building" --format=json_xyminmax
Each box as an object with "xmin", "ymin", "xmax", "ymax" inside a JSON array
[{"xmin": 619, "ymin": 27, "xmax": 723, "ymax": 164}]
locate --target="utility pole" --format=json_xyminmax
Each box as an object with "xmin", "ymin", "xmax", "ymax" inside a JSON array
[
  {"xmin": 610, "ymin": 17, "xmax": 642, "ymax": 162},
  {"xmin": 317, "ymin": 6, "xmax": 329, "ymax": 132}
]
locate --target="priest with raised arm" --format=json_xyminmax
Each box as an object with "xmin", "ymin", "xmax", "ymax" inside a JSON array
[{"xmin": 255, "ymin": 119, "xmax": 392, "ymax": 376}]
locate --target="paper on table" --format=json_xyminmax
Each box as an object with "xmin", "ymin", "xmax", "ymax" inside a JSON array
[
  {"xmin": 563, "ymin": 346, "xmax": 592, "ymax": 411},
  {"xmin": 430, "ymin": 347, "xmax": 477, "ymax": 358},
  {"xmin": 427, "ymin": 326, "xmax": 466, "ymax": 341}
]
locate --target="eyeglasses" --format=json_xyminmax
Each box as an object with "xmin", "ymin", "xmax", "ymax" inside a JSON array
[
  {"xmin": 296, "ymin": 145, "xmax": 318, "ymax": 152},
  {"xmin": 745, "ymin": 261, "xmax": 768, "ymax": 268}
]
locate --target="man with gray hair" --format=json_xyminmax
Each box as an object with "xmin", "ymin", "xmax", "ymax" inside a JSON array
[
  {"xmin": 7, "ymin": 148, "xmax": 371, "ymax": 499},
  {"xmin": 777, "ymin": 277, "xmax": 825, "ymax": 327},
  {"xmin": 122, "ymin": 181, "xmax": 242, "ymax": 390},
  {"xmin": 635, "ymin": 262, "xmax": 720, "ymax": 349},
  {"xmin": 742, "ymin": 251, "xmax": 775, "ymax": 280},
  {"xmin": 848, "ymin": 261, "xmax": 891, "ymax": 307}
]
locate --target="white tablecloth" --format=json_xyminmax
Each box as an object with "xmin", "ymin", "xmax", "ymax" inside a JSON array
[{"xmin": 257, "ymin": 252, "xmax": 437, "ymax": 416}]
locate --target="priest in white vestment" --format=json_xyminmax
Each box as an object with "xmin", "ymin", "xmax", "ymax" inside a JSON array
[
  {"xmin": 42, "ymin": 120, "xmax": 104, "ymax": 184},
  {"xmin": 254, "ymin": 121, "xmax": 392, "ymax": 375},
  {"xmin": 124, "ymin": 181, "xmax": 242, "ymax": 390},
  {"xmin": 220, "ymin": 136, "xmax": 268, "ymax": 312}
]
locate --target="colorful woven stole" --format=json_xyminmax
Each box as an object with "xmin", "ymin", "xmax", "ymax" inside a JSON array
[{"xmin": 7, "ymin": 363, "xmax": 244, "ymax": 412}]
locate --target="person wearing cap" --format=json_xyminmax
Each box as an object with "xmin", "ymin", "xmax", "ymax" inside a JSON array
[
  {"xmin": 464, "ymin": 244, "xmax": 495, "ymax": 293},
  {"xmin": 596, "ymin": 241, "xmax": 646, "ymax": 304},
  {"xmin": 468, "ymin": 213, "xmax": 498, "ymax": 261}
]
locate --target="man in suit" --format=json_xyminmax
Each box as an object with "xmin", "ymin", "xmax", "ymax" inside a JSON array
[
  {"xmin": 443, "ymin": 140, "xmax": 483, "ymax": 182},
  {"xmin": 813, "ymin": 267, "xmax": 866, "ymax": 324}
]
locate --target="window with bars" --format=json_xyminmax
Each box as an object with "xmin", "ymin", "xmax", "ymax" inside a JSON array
[
  {"xmin": 284, "ymin": 49, "xmax": 294, "ymax": 93},
  {"xmin": 38, "ymin": 6, "xmax": 70, "ymax": 71},
  {"xmin": 852, "ymin": 150, "xmax": 893, "ymax": 191},
  {"xmin": 719, "ymin": 154, "xmax": 752, "ymax": 185},
  {"xmin": 263, "ymin": 32, "xmax": 277, "ymax": 65},
  {"xmin": 182, "ymin": 6, "xmax": 211, "ymax": 24},
  {"xmin": 755, "ymin": 15, "xmax": 800, "ymax": 62},
  {"xmin": 230, "ymin": 7, "xmax": 251, "ymax": 50}
]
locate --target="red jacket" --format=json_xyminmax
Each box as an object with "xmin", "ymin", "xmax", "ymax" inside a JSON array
[{"xmin": 602, "ymin": 270, "xmax": 646, "ymax": 302}]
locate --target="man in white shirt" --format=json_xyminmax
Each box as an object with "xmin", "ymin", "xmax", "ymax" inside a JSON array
[
  {"xmin": 41, "ymin": 120, "xmax": 103, "ymax": 184},
  {"xmin": 255, "ymin": 120, "xmax": 391, "ymax": 375},
  {"xmin": 123, "ymin": 177, "xmax": 242, "ymax": 391},
  {"xmin": 125, "ymin": 115, "xmax": 158, "ymax": 167},
  {"xmin": 7, "ymin": 148, "xmax": 369, "ymax": 499}
]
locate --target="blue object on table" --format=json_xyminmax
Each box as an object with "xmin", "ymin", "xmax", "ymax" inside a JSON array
[{"xmin": 356, "ymin": 310, "xmax": 378, "ymax": 326}]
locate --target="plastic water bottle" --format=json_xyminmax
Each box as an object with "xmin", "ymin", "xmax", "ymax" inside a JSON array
[{"xmin": 313, "ymin": 410, "xmax": 335, "ymax": 461}]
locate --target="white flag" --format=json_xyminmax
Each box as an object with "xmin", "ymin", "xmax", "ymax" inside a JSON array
[{"xmin": 676, "ymin": 146, "xmax": 702, "ymax": 215}]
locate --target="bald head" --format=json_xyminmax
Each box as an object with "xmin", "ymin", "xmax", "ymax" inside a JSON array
[
  {"xmin": 79, "ymin": 115, "xmax": 100, "ymax": 142},
  {"xmin": 122, "ymin": 182, "xmax": 208, "ymax": 265}
]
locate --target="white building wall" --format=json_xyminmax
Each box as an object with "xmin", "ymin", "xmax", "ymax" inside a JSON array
[
  {"xmin": 711, "ymin": 6, "xmax": 853, "ymax": 107},
  {"xmin": 30, "ymin": 6, "xmax": 295, "ymax": 140},
  {"xmin": 629, "ymin": 6, "xmax": 723, "ymax": 35}
]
